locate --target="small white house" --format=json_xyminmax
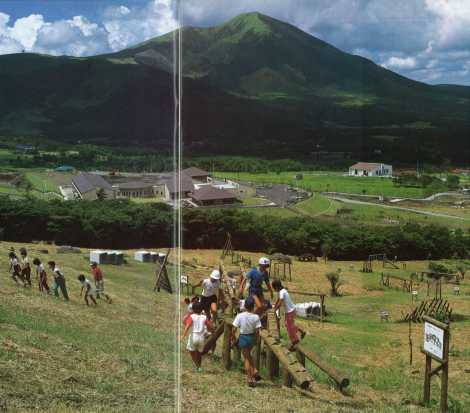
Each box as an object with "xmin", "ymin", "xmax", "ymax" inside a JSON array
[{"xmin": 349, "ymin": 162, "xmax": 393, "ymax": 177}]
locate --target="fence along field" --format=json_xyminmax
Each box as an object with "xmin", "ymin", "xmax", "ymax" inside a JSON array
[
  {"xmin": 180, "ymin": 248, "xmax": 470, "ymax": 412},
  {"xmin": 0, "ymin": 242, "xmax": 176, "ymax": 413}
]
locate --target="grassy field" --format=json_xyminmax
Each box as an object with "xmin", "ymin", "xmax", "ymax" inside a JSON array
[
  {"xmin": 181, "ymin": 249, "xmax": 470, "ymax": 412},
  {"xmin": 25, "ymin": 171, "xmax": 74, "ymax": 194},
  {"xmin": 0, "ymin": 242, "xmax": 177, "ymax": 413},
  {"xmin": 216, "ymin": 172, "xmax": 426, "ymax": 198}
]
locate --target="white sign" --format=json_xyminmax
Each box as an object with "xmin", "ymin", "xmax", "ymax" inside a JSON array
[
  {"xmin": 180, "ymin": 275, "xmax": 188, "ymax": 285},
  {"xmin": 424, "ymin": 322, "xmax": 445, "ymax": 360}
]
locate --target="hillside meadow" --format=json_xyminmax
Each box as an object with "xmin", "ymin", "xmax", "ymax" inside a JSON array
[
  {"xmin": 0, "ymin": 242, "xmax": 177, "ymax": 413},
  {"xmin": 181, "ymin": 249, "xmax": 470, "ymax": 413}
]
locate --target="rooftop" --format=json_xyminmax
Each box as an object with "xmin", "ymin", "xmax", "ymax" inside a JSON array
[
  {"xmin": 182, "ymin": 167, "xmax": 210, "ymax": 178},
  {"xmin": 350, "ymin": 162, "xmax": 390, "ymax": 171},
  {"xmin": 72, "ymin": 173, "xmax": 113, "ymax": 194},
  {"xmin": 165, "ymin": 173, "xmax": 195, "ymax": 194},
  {"xmin": 191, "ymin": 186, "xmax": 237, "ymax": 202}
]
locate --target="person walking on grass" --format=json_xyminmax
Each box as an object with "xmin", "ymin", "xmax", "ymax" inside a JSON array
[
  {"xmin": 8, "ymin": 252, "xmax": 26, "ymax": 286},
  {"xmin": 194, "ymin": 270, "xmax": 223, "ymax": 321},
  {"xmin": 78, "ymin": 274, "xmax": 97, "ymax": 306},
  {"xmin": 182, "ymin": 302, "xmax": 213, "ymax": 372},
  {"xmin": 90, "ymin": 262, "xmax": 112, "ymax": 303},
  {"xmin": 33, "ymin": 258, "xmax": 50, "ymax": 294},
  {"xmin": 232, "ymin": 297, "xmax": 262, "ymax": 387},
  {"xmin": 20, "ymin": 248, "xmax": 32, "ymax": 287},
  {"xmin": 239, "ymin": 257, "xmax": 274, "ymax": 315},
  {"xmin": 47, "ymin": 261, "xmax": 69, "ymax": 301},
  {"xmin": 272, "ymin": 279, "xmax": 306, "ymax": 351}
]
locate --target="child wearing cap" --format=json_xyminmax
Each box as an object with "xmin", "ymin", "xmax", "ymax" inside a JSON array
[
  {"xmin": 272, "ymin": 279, "xmax": 306, "ymax": 350},
  {"xmin": 240, "ymin": 257, "xmax": 274, "ymax": 315},
  {"xmin": 182, "ymin": 302, "xmax": 213, "ymax": 372},
  {"xmin": 194, "ymin": 269, "xmax": 223, "ymax": 320},
  {"xmin": 232, "ymin": 296, "xmax": 262, "ymax": 387},
  {"xmin": 78, "ymin": 274, "xmax": 97, "ymax": 306}
]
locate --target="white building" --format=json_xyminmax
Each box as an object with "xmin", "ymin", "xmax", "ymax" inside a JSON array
[{"xmin": 349, "ymin": 162, "xmax": 392, "ymax": 177}]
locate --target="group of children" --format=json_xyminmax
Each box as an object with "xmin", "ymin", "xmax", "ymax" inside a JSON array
[
  {"xmin": 7, "ymin": 247, "xmax": 111, "ymax": 306},
  {"xmin": 183, "ymin": 256, "xmax": 305, "ymax": 387}
]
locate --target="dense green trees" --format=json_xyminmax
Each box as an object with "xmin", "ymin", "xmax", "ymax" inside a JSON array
[
  {"xmin": 183, "ymin": 209, "xmax": 470, "ymax": 260},
  {"xmin": 0, "ymin": 197, "xmax": 468, "ymax": 259},
  {"xmin": 0, "ymin": 197, "xmax": 173, "ymax": 248}
]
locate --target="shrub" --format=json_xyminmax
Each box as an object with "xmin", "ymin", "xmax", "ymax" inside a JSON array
[{"xmin": 325, "ymin": 271, "xmax": 343, "ymax": 297}]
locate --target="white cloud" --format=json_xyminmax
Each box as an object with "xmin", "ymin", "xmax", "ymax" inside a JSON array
[
  {"xmin": 0, "ymin": 1, "xmax": 178, "ymax": 56},
  {"xmin": 103, "ymin": 0, "xmax": 178, "ymax": 51},
  {"xmin": 382, "ymin": 56, "xmax": 417, "ymax": 70},
  {"xmin": 8, "ymin": 14, "xmax": 44, "ymax": 50}
]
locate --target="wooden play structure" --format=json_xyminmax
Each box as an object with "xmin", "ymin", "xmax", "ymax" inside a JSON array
[
  {"xmin": 202, "ymin": 309, "xmax": 350, "ymax": 396},
  {"xmin": 297, "ymin": 253, "xmax": 317, "ymax": 262},
  {"xmin": 362, "ymin": 253, "xmax": 402, "ymax": 273},
  {"xmin": 401, "ymin": 298, "xmax": 452, "ymax": 323},
  {"xmin": 154, "ymin": 249, "xmax": 172, "ymax": 293},
  {"xmin": 269, "ymin": 253, "xmax": 293, "ymax": 281},
  {"xmin": 221, "ymin": 232, "xmax": 234, "ymax": 259},
  {"xmin": 288, "ymin": 290, "xmax": 327, "ymax": 323}
]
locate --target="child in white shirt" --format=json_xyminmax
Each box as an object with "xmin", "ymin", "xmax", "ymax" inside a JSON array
[
  {"xmin": 182, "ymin": 302, "xmax": 213, "ymax": 372},
  {"xmin": 273, "ymin": 279, "xmax": 305, "ymax": 350},
  {"xmin": 77, "ymin": 274, "xmax": 97, "ymax": 306},
  {"xmin": 232, "ymin": 296, "xmax": 262, "ymax": 387}
]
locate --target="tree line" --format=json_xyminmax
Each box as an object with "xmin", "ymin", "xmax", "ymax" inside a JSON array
[{"xmin": 0, "ymin": 197, "xmax": 468, "ymax": 260}]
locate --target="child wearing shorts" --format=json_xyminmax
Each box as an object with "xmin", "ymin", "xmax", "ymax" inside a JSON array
[
  {"xmin": 232, "ymin": 296, "xmax": 262, "ymax": 387},
  {"xmin": 182, "ymin": 302, "xmax": 212, "ymax": 372}
]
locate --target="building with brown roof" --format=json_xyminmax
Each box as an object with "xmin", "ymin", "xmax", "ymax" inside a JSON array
[
  {"xmin": 190, "ymin": 186, "xmax": 238, "ymax": 206},
  {"xmin": 182, "ymin": 167, "xmax": 211, "ymax": 183}
]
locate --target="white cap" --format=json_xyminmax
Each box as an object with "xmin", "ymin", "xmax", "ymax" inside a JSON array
[
  {"xmin": 259, "ymin": 257, "xmax": 270, "ymax": 266},
  {"xmin": 210, "ymin": 270, "xmax": 221, "ymax": 280}
]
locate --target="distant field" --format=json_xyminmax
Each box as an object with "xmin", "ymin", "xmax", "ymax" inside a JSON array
[
  {"xmin": 25, "ymin": 171, "xmax": 74, "ymax": 194},
  {"xmin": 0, "ymin": 242, "xmax": 176, "ymax": 413},
  {"xmin": 294, "ymin": 193, "xmax": 340, "ymax": 216},
  {"xmin": 216, "ymin": 171, "xmax": 426, "ymax": 198}
]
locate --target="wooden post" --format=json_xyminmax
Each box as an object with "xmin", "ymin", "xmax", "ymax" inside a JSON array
[
  {"xmin": 202, "ymin": 320, "xmax": 225, "ymax": 354},
  {"xmin": 266, "ymin": 347, "xmax": 277, "ymax": 380},
  {"xmin": 254, "ymin": 335, "xmax": 261, "ymax": 371},
  {"xmin": 440, "ymin": 329, "xmax": 449, "ymax": 413},
  {"xmin": 423, "ymin": 354, "xmax": 432, "ymax": 406},
  {"xmin": 296, "ymin": 350, "xmax": 305, "ymax": 367},
  {"xmin": 320, "ymin": 295, "xmax": 325, "ymax": 323},
  {"xmin": 222, "ymin": 322, "xmax": 232, "ymax": 370},
  {"xmin": 233, "ymin": 344, "xmax": 241, "ymax": 366},
  {"xmin": 260, "ymin": 330, "xmax": 313, "ymax": 389},
  {"xmin": 282, "ymin": 366, "xmax": 293, "ymax": 387}
]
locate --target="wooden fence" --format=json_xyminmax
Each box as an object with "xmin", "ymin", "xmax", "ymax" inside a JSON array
[{"xmin": 202, "ymin": 311, "xmax": 350, "ymax": 397}]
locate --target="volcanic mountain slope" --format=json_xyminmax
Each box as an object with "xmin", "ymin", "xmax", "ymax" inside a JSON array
[{"xmin": 0, "ymin": 12, "xmax": 468, "ymax": 161}]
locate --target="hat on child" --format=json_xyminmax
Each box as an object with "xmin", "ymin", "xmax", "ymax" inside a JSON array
[
  {"xmin": 259, "ymin": 257, "xmax": 270, "ymax": 266},
  {"xmin": 210, "ymin": 270, "xmax": 221, "ymax": 280}
]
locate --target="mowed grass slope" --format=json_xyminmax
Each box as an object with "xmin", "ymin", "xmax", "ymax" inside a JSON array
[
  {"xmin": 0, "ymin": 242, "xmax": 176, "ymax": 413},
  {"xmin": 181, "ymin": 250, "xmax": 470, "ymax": 412}
]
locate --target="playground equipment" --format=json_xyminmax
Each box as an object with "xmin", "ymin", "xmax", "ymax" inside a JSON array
[
  {"xmin": 221, "ymin": 232, "xmax": 234, "ymax": 259},
  {"xmin": 401, "ymin": 298, "xmax": 452, "ymax": 323},
  {"xmin": 269, "ymin": 253, "xmax": 292, "ymax": 281},
  {"xmin": 297, "ymin": 253, "xmax": 317, "ymax": 262},
  {"xmin": 202, "ymin": 310, "xmax": 350, "ymax": 395},
  {"xmin": 154, "ymin": 249, "xmax": 172, "ymax": 293},
  {"xmin": 362, "ymin": 253, "xmax": 402, "ymax": 273}
]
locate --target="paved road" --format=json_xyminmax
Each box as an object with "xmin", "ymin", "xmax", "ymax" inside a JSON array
[{"xmin": 325, "ymin": 195, "xmax": 469, "ymax": 221}]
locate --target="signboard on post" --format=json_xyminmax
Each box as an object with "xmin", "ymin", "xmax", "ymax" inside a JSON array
[
  {"xmin": 422, "ymin": 316, "xmax": 450, "ymax": 413},
  {"xmin": 424, "ymin": 321, "xmax": 445, "ymax": 361}
]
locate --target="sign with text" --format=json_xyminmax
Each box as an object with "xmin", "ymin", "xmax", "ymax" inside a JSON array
[{"xmin": 424, "ymin": 321, "xmax": 445, "ymax": 360}]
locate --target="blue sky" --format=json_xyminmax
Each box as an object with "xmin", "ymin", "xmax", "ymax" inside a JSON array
[{"xmin": 0, "ymin": 0, "xmax": 469, "ymax": 85}]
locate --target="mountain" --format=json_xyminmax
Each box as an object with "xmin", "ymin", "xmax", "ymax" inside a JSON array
[{"xmin": 0, "ymin": 12, "xmax": 469, "ymax": 163}]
